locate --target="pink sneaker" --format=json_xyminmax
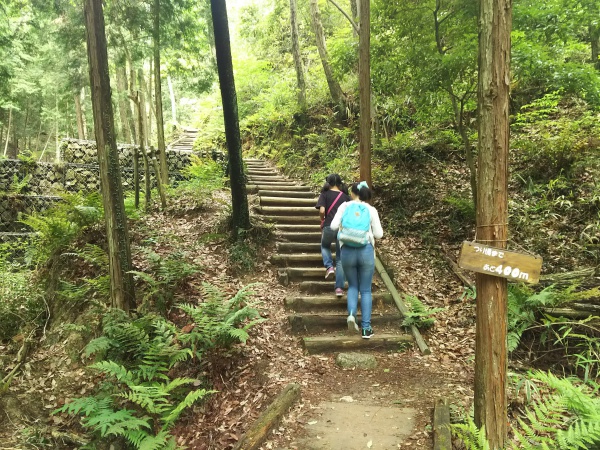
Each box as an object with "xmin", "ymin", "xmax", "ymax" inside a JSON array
[
  {"xmin": 335, "ymin": 288, "xmax": 344, "ymax": 297},
  {"xmin": 325, "ymin": 267, "xmax": 335, "ymax": 280}
]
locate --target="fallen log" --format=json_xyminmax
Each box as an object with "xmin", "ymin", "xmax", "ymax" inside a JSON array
[
  {"xmin": 442, "ymin": 253, "xmax": 474, "ymax": 288},
  {"xmin": 233, "ymin": 383, "xmax": 301, "ymax": 450},
  {"xmin": 540, "ymin": 267, "xmax": 597, "ymax": 285},
  {"xmin": 375, "ymin": 255, "xmax": 431, "ymax": 355}
]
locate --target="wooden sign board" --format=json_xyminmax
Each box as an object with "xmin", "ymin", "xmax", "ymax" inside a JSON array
[{"xmin": 458, "ymin": 241, "xmax": 542, "ymax": 284}]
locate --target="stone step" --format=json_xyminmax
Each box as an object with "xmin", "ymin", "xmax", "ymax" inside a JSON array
[
  {"xmin": 276, "ymin": 231, "xmax": 322, "ymax": 242},
  {"xmin": 260, "ymin": 197, "xmax": 317, "ymax": 207},
  {"xmin": 289, "ymin": 313, "xmax": 403, "ymax": 334},
  {"xmin": 275, "ymin": 224, "xmax": 322, "ymax": 232},
  {"xmin": 262, "ymin": 216, "xmax": 320, "ymax": 224},
  {"xmin": 276, "ymin": 242, "xmax": 325, "ymax": 253},
  {"xmin": 248, "ymin": 181, "xmax": 303, "ymax": 188},
  {"xmin": 284, "ymin": 293, "xmax": 393, "ymax": 311},
  {"xmin": 303, "ymin": 334, "xmax": 413, "ymax": 354},
  {"xmin": 259, "ymin": 190, "xmax": 316, "ymax": 198},
  {"xmin": 243, "ymin": 158, "xmax": 264, "ymax": 162},
  {"xmin": 299, "ymin": 281, "xmax": 383, "ymax": 294},
  {"xmin": 257, "ymin": 206, "xmax": 319, "ymax": 216},
  {"xmin": 270, "ymin": 253, "xmax": 328, "ymax": 267}
]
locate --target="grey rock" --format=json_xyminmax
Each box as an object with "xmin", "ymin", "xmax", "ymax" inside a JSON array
[{"xmin": 335, "ymin": 352, "xmax": 377, "ymax": 370}]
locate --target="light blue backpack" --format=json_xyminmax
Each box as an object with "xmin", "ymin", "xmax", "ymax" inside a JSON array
[{"xmin": 338, "ymin": 202, "xmax": 371, "ymax": 247}]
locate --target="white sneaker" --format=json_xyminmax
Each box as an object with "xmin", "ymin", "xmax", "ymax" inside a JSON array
[{"xmin": 347, "ymin": 315, "xmax": 359, "ymax": 332}]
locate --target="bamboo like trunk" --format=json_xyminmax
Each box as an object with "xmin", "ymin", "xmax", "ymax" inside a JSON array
[
  {"xmin": 81, "ymin": 87, "xmax": 88, "ymax": 139},
  {"xmin": 116, "ymin": 66, "xmax": 133, "ymax": 143},
  {"xmin": 75, "ymin": 91, "xmax": 86, "ymax": 140},
  {"xmin": 210, "ymin": 0, "xmax": 251, "ymax": 236},
  {"xmin": 137, "ymin": 70, "xmax": 152, "ymax": 208},
  {"xmin": 3, "ymin": 108, "xmax": 11, "ymax": 157},
  {"xmin": 84, "ymin": 0, "xmax": 136, "ymax": 312},
  {"xmin": 167, "ymin": 74, "xmax": 177, "ymax": 126},
  {"xmin": 474, "ymin": 0, "xmax": 512, "ymax": 446},
  {"xmin": 289, "ymin": 0, "xmax": 307, "ymax": 110},
  {"xmin": 153, "ymin": 0, "xmax": 169, "ymax": 185}
]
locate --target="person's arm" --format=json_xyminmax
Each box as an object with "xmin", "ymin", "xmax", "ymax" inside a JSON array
[
  {"xmin": 370, "ymin": 207, "xmax": 383, "ymax": 239},
  {"xmin": 330, "ymin": 202, "xmax": 346, "ymax": 231},
  {"xmin": 319, "ymin": 206, "xmax": 325, "ymax": 220}
]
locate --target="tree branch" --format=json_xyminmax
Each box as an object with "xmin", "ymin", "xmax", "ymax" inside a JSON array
[{"xmin": 327, "ymin": 0, "xmax": 359, "ymax": 34}]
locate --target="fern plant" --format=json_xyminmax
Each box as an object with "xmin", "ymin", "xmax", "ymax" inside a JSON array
[
  {"xmin": 452, "ymin": 371, "xmax": 600, "ymax": 449},
  {"xmin": 177, "ymin": 282, "xmax": 265, "ymax": 356},
  {"xmin": 401, "ymin": 294, "xmax": 444, "ymax": 329}
]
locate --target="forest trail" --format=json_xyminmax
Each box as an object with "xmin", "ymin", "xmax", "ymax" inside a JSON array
[
  {"xmin": 168, "ymin": 127, "xmax": 199, "ymax": 152},
  {"xmin": 244, "ymin": 158, "xmax": 419, "ymax": 449}
]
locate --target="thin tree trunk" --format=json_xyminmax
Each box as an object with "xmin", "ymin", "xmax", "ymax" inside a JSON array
[
  {"xmin": 137, "ymin": 70, "xmax": 152, "ymax": 207},
  {"xmin": 591, "ymin": 25, "xmax": 600, "ymax": 70},
  {"xmin": 35, "ymin": 120, "xmax": 43, "ymax": 152},
  {"xmin": 81, "ymin": 87, "xmax": 88, "ymax": 139},
  {"xmin": 146, "ymin": 62, "xmax": 154, "ymax": 146},
  {"xmin": 139, "ymin": 70, "xmax": 150, "ymax": 148},
  {"xmin": 358, "ymin": 0, "xmax": 371, "ymax": 187},
  {"xmin": 309, "ymin": 0, "xmax": 346, "ymax": 116},
  {"xmin": 116, "ymin": 66, "xmax": 133, "ymax": 143},
  {"xmin": 75, "ymin": 91, "xmax": 86, "ymax": 140},
  {"xmin": 55, "ymin": 94, "xmax": 60, "ymax": 161},
  {"xmin": 153, "ymin": 0, "xmax": 168, "ymax": 184},
  {"xmin": 167, "ymin": 74, "xmax": 177, "ymax": 125},
  {"xmin": 84, "ymin": 0, "xmax": 136, "ymax": 312},
  {"xmin": 23, "ymin": 102, "xmax": 30, "ymax": 148},
  {"xmin": 150, "ymin": 146, "xmax": 167, "ymax": 209},
  {"xmin": 449, "ymin": 93, "xmax": 477, "ymax": 207},
  {"xmin": 474, "ymin": 0, "xmax": 512, "ymax": 447},
  {"xmin": 3, "ymin": 108, "xmax": 11, "ymax": 157},
  {"xmin": 210, "ymin": 0, "xmax": 251, "ymax": 236},
  {"xmin": 8, "ymin": 109, "xmax": 18, "ymax": 159},
  {"xmin": 38, "ymin": 132, "xmax": 52, "ymax": 162},
  {"xmin": 290, "ymin": 0, "xmax": 307, "ymax": 111}
]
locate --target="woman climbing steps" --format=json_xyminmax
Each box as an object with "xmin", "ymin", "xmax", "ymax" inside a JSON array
[
  {"xmin": 315, "ymin": 174, "xmax": 350, "ymax": 297},
  {"xmin": 330, "ymin": 181, "xmax": 383, "ymax": 339}
]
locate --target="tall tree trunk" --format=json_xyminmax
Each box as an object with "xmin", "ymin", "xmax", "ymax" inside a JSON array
[
  {"xmin": 474, "ymin": 0, "xmax": 512, "ymax": 447},
  {"xmin": 153, "ymin": 0, "xmax": 168, "ymax": 184},
  {"xmin": 350, "ymin": 0, "xmax": 357, "ymax": 21},
  {"xmin": 55, "ymin": 93, "xmax": 60, "ymax": 161},
  {"xmin": 135, "ymin": 75, "xmax": 152, "ymax": 210},
  {"xmin": 309, "ymin": 0, "xmax": 346, "ymax": 116},
  {"xmin": 75, "ymin": 90, "xmax": 86, "ymax": 140},
  {"xmin": 167, "ymin": 74, "xmax": 177, "ymax": 126},
  {"xmin": 126, "ymin": 56, "xmax": 138, "ymax": 143},
  {"xmin": 146, "ymin": 62, "xmax": 154, "ymax": 146},
  {"xmin": 210, "ymin": 0, "xmax": 251, "ymax": 236},
  {"xmin": 139, "ymin": 71, "xmax": 150, "ymax": 148},
  {"xmin": 3, "ymin": 108, "xmax": 11, "ymax": 157},
  {"xmin": 35, "ymin": 119, "xmax": 43, "ymax": 152},
  {"xmin": 358, "ymin": 0, "xmax": 371, "ymax": 187},
  {"xmin": 450, "ymin": 93, "xmax": 477, "ymax": 207},
  {"xmin": 8, "ymin": 109, "xmax": 18, "ymax": 159},
  {"xmin": 84, "ymin": 0, "xmax": 136, "ymax": 312},
  {"xmin": 116, "ymin": 66, "xmax": 133, "ymax": 143},
  {"xmin": 289, "ymin": 0, "xmax": 307, "ymax": 111}
]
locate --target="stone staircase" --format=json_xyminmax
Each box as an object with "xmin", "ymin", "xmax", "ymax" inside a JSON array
[{"xmin": 244, "ymin": 158, "xmax": 414, "ymax": 354}]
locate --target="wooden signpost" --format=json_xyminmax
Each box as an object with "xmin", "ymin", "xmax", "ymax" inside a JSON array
[{"xmin": 458, "ymin": 241, "xmax": 542, "ymax": 284}]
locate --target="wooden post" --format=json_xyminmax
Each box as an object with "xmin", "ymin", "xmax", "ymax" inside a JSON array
[
  {"xmin": 474, "ymin": 0, "xmax": 512, "ymax": 446},
  {"xmin": 358, "ymin": 0, "xmax": 371, "ymax": 187},
  {"xmin": 84, "ymin": 0, "xmax": 136, "ymax": 312}
]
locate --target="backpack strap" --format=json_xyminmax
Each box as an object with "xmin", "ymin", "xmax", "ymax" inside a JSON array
[{"xmin": 326, "ymin": 191, "xmax": 344, "ymax": 217}]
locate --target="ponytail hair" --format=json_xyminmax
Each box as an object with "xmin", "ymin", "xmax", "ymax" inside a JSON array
[
  {"xmin": 321, "ymin": 173, "xmax": 343, "ymax": 193},
  {"xmin": 350, "ymin": 181, "xmax": 372, "ymax": 202}
]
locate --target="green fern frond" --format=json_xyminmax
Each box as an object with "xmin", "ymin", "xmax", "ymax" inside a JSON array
[
  {"xmin": 83, "ymin": 336, "xmax": 112, "ymax": 358},
  {"xmin": 84, "ymin": 408, "xmax": 151, "ymax": 437},
  {"xmin": 91, "ymin": 360, "xmax": 137, "ymax": 385},
  {"xmin": 163, "ymin": 388, "xmax": 214, "ymax": 426}
]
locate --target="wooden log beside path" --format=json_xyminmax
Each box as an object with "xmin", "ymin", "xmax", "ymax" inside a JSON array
[
  {"xmin": 233, "ymin": 383, "xmax": 301, "ymax": 450},
  {"xmin": 433, "ymin": 397, "xmax": 452, "ymax": 450}
]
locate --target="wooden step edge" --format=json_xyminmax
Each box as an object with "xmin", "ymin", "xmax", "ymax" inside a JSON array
[
  {"xmin": 284, "ymin": 293, "xmax": 393, "ymax": 311},
  {"xmin": 289, "ymin": 313, "xmax": 403, "ymax": 333}
]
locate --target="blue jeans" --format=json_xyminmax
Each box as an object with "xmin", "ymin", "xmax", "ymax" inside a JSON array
[
  {"xmin": 340, "ymin": 244, "xmax": 375, "ymax": 329},
  {"xmin": 321, "ymin": 226, "xmax": 345, "ymax": 289}
]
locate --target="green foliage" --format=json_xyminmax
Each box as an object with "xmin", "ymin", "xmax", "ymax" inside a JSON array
[
  {"xmin": 453, "ymin": 371, "xmax": 600, "ymax": 449},
  {"xmin": 168, "ymin": 155, "xmax": 225, "ymax": 209},
  {"xmin": 401, "ymin": 295, "xmax": 444, "ymax": 329},
  {"xmin": 130, "ymin": 250, "xmax": 199, "ymax": 314},
  {"xmin": 20, "ymin": 192, "xmax": 103, "ymax": 264},
  {"xmin": 177, "ymin": 283, "xmax": 264, "ymax": 356},
  {"xmin": 508, "ymin": 285, "xmax": 558, "ymax": 352}
]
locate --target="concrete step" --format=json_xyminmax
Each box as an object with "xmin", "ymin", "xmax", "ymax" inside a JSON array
[
  {"xmin": 276, "ymin": 231, "xmax": 322, "ymax": 242},
  {"xmin": 299, "ymin": 281, "xmax": 383, "ymax": 294},
  {"xmin": 284, "ymin": 293, "xmax": 393, "ymax": 312},
  {"xmin": 262, "ymin": 216, "xmax": 320, "ymax": 224},
  {"xmin": 259, "ymin": 190, "xmax": 316, "ymax": 198},
  {"xmin": 286, "ymin": 267, "xmax": 332, "ymax": 281},
  {"xmin": 248, "ymin": 175, "xmax": 292, "ymax": 183},
  {"xmin": 270, "ymin": 253, "xmax": 328, "ymax": 267},
  {"xmin": 276, "ymin": 242, "xmax": 326, "ymax": 253},
  {"xmin": 275, "ymin": 224, "xmax": 322, "ymax": 232},
  {"xmin": 249, "ymin": 185, "xmax": 312, "ymax": 192},
  {"xmin": 289, "ymin": 313, "xmax": 403, "ymax": 334},
  {"xmin": 257, "ymin": 206, "xmax": 319, "ymax": 216},
  {"xmin": 303, "ymin": 334, "xmax": 413, "ymax": 354},
  {"xmin": 260, "ymin": 197, "xmax": 317, "ymax": 207}
]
